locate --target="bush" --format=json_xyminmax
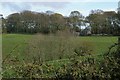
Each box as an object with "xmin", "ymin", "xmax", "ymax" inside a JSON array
[{"xmin": 55, "ymin": 43, "xmax": 120, "ymax": 80}]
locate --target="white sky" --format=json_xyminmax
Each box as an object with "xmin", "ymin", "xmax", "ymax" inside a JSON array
[{"xmin": 0, "ymin": 0, "xmax": 119, "ymax": 18}]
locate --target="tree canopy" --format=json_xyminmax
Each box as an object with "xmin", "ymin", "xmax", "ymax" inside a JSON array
[{"xmin": 2, "ymin": 9, "xmax": 120, "ymax": 36}]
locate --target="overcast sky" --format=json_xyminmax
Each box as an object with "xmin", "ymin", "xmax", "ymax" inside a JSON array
[{"xmin": 0, "ymin": 0, "xmax": 119, "ymax": 18}]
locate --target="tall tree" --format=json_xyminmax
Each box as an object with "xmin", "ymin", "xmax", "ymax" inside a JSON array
[
  {"xmin": 6, "ymin": 13, "xmax": 20, "ymax": 33},
  {"xmin": 87, "ymin": 9, "xmax": 117, "ymax": 35},
  {"xmin": 69, "ymin": 11, "xmax": 84, "ymax": 32},
  {"xmin": 50, "ymin": 13, "xmax": 65, "ymax": 33}
]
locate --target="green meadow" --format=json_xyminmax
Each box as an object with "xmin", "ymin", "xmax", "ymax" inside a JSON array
[
  {"xmin": 2, "ymin": 34, "xmax": 118, "ymax": 78},
  {"xmin": 2, "ymin": 34, "xmax": 117, "ymax": 62}
]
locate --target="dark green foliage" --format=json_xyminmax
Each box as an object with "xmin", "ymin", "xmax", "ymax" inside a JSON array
[
  {"xmin": 3, "ymin": 11, "xmax": 67, "ymax": 34},
  {"xmin": 87, "ymin": 10, "xmax": 120, "ymax": 36},
  {"xmin": 2, "ymin": 9, "xmax": 120, "ymax": 36}
]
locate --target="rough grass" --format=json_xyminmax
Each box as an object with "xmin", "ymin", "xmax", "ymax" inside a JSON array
[
  {"xmin": 2, "ymin": 34, "xmax": 117, "ymax": 63},
  {"xmin": 2, "ymin": 34, "xmax": 118, "ymax": 78},
  {"xmin": 2, "ymin": 34, "xmax": 32, "ymax": 61}
]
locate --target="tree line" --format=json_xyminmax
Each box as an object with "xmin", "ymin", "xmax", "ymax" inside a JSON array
[{"xmin": 2, "ymin": 9, "xmax": 120, "ymax": 36}]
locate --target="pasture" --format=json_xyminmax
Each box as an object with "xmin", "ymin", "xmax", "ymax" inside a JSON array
[
  {"xmin": 2, "ymin": 34, "xmax": 118, "ymax": 78},
  {"xmin": 2, "ymin": 34, "xmax": 117, "ymax": 62}
]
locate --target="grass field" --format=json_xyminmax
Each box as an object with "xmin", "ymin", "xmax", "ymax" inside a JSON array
[
  {"xmin": 2, "ymin": 34, "xmax": 32, "ymax": 59},
  {"xmin": 2, "ymin": 34, "xmax": 118, "ymax": 77},
  {"xmin": 2, "ymin": 34, "xmax": 117, "ymax": 62}
]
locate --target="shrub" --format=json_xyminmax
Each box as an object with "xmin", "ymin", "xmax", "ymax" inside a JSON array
[{"xmin": 55, "ymin": 42, "xmax": 120, "ymax": 80}]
